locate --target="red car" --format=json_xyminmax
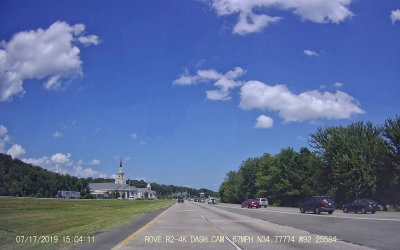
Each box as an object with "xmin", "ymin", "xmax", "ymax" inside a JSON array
[{"xmin": 241, "ymin": 199, "xmax": 260, "ymax": 208}]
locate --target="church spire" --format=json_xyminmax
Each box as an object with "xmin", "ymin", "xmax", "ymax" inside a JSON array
[{"xmin": 115, "ymin": 158, "xmax": 126, "ymax": 184}]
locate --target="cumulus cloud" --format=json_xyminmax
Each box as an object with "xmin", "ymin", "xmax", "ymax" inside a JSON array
[
  {"xmin": 6, "ymin": 144, "xmax": 26, "ymax": 158},
  {"xmin": 22, "ymin": 152, "xmax": 106, "ymax": 178},
  {"xmin": 89, "ymin": 159, "xmax": 101, "ymax": 165},
  {"xmin": 208, "ymin": 0, "xmax": 354, "ymax": 35},
  {"xmin": 173, "ymin": 67, "xmax": 246, "ymax": 101},
  {"xmin": 0, "ymin": 21, "xmax": 99, "ymax": 101},
  {"xmin": 50, "ymin": 152, "xmax": 73, "ymax": 165},
  {"xmin": 0, "ymin": 125, "xmax": 7, "ymax": 136},
  {"xmin": 391, "ymin": 9, "xmax": 400, "ymax": 24},
  {"xmin": 304, "ymin": 49, "xmax": 319, "ymax": 57},
  {"xmin": 334, "ymin": 82, "xmax": 343, "ymax": 88},
  {"xmin": 0, "ymin": 124, "xmax": 12, "ymax": 153},
  {"xmin": 240, "ymin": 80, "xmax": 364, "ymax": 122},
  {"xmin": 131, "ymin": 133, "xmax": 137, "ymax": 139},
  {"xmin": 255, "ymin": 115, "xmax": 274, "ymax": 129}
]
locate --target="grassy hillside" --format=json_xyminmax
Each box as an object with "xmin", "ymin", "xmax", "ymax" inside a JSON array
[{"xmin": 0, "ymin": 197, "xmax": 174, "ymax": 249}]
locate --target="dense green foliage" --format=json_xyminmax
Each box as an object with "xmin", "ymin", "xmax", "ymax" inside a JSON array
[
  {"xmin": 219, "ymin": 116, "xmax": 400, "ymax": 208},
  {"xmin": 0, "ymin": 154, "xmax": 91, "ymax": 198},
  {"xmin": 0, "ymin": 154, "xmax": 217, "ymax": 198}
]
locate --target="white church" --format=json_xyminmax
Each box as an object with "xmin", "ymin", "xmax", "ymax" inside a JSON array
[{"xmin": 88, "ymin": 160, "xmax": 156, "ymax": 199}]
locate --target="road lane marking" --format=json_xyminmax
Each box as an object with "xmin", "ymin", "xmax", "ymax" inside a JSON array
[
  {"xmin": 218, "ymin": 205, "xmax": 400, "ymax": 222},
  {"xmin": 225, "ymin": 236, "xmax": 243, "ymax": 250},
  {"xmin": 201, "ymin": 215, "xmax": 205, "ymax": 219},
  {"xmin": 111, "ymin": 204, "xmax": 175, "ymax": 250}
]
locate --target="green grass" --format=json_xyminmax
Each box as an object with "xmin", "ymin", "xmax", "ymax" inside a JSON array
[{"xmin": 0, "ymin": 197, "xmax": 174, "ymax": 249}]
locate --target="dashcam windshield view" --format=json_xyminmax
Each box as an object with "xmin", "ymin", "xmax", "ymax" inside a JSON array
[{"xmin": 1, "ymin": 0, "xmax": 399, "ymax": 249}]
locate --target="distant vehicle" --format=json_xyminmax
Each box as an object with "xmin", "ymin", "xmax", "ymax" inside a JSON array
[
  {"xmin": 256, "ymin": 198, "xmax": 268, "ymax": 208},
  {"xmin": 117, "ymin": 197, "xmax": 124, "ymax": 200},
  {"xmin": 343, "ymin": 199, "xmax": 378, "ymax": 214},
  {"xmin": 199, "ymin": 199, "xmax": 205, "ymax": 203},
  {"xmin": 55, "ymin": 190, "xmax": 80, "ymax": 199},
  {"xmin": 194, "ymin": 199, "xmax": 199, "ymax": 202},
  {"xmin": 128, "ymin": 196, "xmax": 135, "ymax": 200},
  {"xmin": 300, "ymin": 196, "xmax": 335, "ymax": 214},
  {"xmin": 177, "ymin": 197, "xmax": 184, "ymax": 203},
  {"xmin": 208, "ymin": 198, "xmax": 215, "ymax": 204},
  {"xmin": 241, "ymin": 199, "xmax": 260, "ymax": 208}
]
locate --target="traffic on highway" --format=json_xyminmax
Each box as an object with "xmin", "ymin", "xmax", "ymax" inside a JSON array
[{"xmin": 111, "ymin": 198, "xmax": 399, "ymax": 250}]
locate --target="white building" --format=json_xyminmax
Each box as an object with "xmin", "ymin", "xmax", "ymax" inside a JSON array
[{"xmin": 88, "ymin": 160, "xmax": 156, "ymax": 199}]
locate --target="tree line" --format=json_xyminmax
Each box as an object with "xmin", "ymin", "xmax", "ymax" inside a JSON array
[
  {"xmin": 219, "ymin": 116, "xmax": 400, "ymax": 209},
  {"xmin": 0, "ymin": 154, "xmax": 217, "ymax": 198}
]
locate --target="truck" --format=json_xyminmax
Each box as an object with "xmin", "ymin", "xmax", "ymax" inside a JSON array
[{"xmin": 55, "ymin": 190, "xmax": 80, "ymax": 199}]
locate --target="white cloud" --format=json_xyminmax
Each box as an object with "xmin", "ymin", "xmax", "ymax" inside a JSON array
[
  {"xmin": 209, "ymin": 0, "xmax": 354, "ymax": 35},
  {"xmin": 391, "ymin": 9, "xmax": 400, "ymax": 24},
  {"xmin": 240, "ymin": 80, "xmax": 364, "ymax": 122},
  {"xmin": 0, "ymin": 124, "xmax": 105, "ymax": 178},
  {"xmin": 173, "ymin": 67, "xmax": 245, "ymax": 101},
  {"xmin": 89, "ymin": 159, "xmax": 101, "ymax": 165},
  {"xmin": 0, "ymin": 125, "xmax": 8, "ymax": 136},
  {"xmin": 50, "ymin": 152, "xmax": 73, "ymax": 165},
  {"xmin": 172, "ymin": 69, "xmax": 201, "ymax": 86},
  {"xmin": 22, "ymin": 152, "xmax": 106, "ymax": 178},
  {"xmin": 0, "ymin": 124, "xmax": 11, "ymax": 153},
  {"xmin": 140, "ymin": 141, "xmax": 147, "ymax": 145},
  {"xmin": 255, "ymin": 115, "xmax": 274, "ymax": 129},
  {"xmin": 77, "ymin": 35, "xmax": 100, "ymax": 46},
  {"xmin": 304, "ymin": 49, "xmax": 319, "ymax": 57},
  {"xmin": 53, "ymin": 130, "xmax": 63, "ymax": 138},
  {"xmin": 131, "ymin": 133, "xmax": 137, "ymax": 139},
  {"xmin": 0, "ymin": 21, "xmax": 99, "ymax": 101},
  {"xmin": 6, "ymin": 144, "xmax": 26, "ymax": 158},
  {"xmin": 334, "ymin": 82, "xmax": 343, "ymax": 88}
]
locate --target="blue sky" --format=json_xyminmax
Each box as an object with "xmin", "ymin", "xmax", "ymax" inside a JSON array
[{"xmin": 1, "ymin": 0, "xmax": 399, "ymax": 190}]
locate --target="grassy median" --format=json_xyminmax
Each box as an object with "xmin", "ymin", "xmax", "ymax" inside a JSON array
[{"xmin": 0, "ymin": 197, "xmax": 174, "ymax": 249}]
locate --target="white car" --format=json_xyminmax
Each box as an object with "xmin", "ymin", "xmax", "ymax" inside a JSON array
[{"xmin": 256, "ymin": 198, "xmax": 268, "ymax": 208}]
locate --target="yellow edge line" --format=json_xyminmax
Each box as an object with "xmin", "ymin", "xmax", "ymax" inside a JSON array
[{"xmin": 112, "ymin": 203, "xmax": 175, "ymax": 250}]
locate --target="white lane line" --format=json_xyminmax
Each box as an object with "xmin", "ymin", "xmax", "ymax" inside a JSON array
[
  {"xmin": 220, "ymin": 205, "xmax": 400, "ymax": 222},
  {"xmin": 225, "ymin": 236, "xmax": 243, "ymax": 250},
  {"xmin": 201, "ymin": 215, "xmax": 205, "ymax": 219}
]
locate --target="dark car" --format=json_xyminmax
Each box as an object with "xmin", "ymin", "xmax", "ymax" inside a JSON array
[
  {"xmin": 177, "ymin": 197, "xmax": 184, "ymax": 203},
  {"xmin": 300, "ymin": 196, "xmax": 335, "ymax": 214},
  {"xmin": 241, "ymin": 199, "xmax": 260, "ymax": 208},
  {"xmin": 343, "ymin": 199, "xmax": 378, "ymax": 214}
]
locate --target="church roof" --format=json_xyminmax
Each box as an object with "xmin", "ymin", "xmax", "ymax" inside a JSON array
[
  {"xmin": 89, "ymin": 183, "xmax": 136, "ymax": 191},
  {"xmin": 137, "ymin": 188, "xmax": 156, "ymax": 194}
]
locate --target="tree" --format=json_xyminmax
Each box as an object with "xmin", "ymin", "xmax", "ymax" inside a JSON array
[
  {"xmin": 379, "ymin": 116, "xmax": 400, "ymax": 208},
  {"xmin": 309, "ymin": 122, "xmax": 387, "ymax": 205}
]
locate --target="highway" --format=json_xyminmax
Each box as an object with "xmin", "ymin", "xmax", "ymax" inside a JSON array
[{"xmin": 112, "ymin": 201, "xmax": 400, "ymax": 250}]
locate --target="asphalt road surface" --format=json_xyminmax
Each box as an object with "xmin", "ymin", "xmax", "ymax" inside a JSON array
[
  {"xmin": 215, "ymin": 203, "xmax": 400, "ymax": 250},
  {"xmin": 111, "ymin": 201, "xmax": 400, "ymax": 250}
]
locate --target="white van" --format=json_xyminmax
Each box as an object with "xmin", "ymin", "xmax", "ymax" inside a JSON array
[{"xmin": 256, "ymin": 198, "xmax": 268, "ymax": 208}]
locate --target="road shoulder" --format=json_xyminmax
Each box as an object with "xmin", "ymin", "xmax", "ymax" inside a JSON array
[{"xmin": 77, "ymin": 204, "xmax": 173, "ymax": 250}]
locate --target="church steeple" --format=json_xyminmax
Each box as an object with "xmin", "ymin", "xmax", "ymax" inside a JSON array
[{"xmin": 115, "ymin": 158, "xmax": 126, "ymax": 184}]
